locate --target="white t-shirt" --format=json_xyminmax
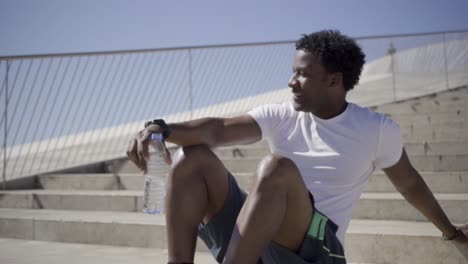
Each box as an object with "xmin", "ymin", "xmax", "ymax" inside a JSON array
[{"xmin": 247, "ymin": 101, "xmax": 403, "ymax": 244}]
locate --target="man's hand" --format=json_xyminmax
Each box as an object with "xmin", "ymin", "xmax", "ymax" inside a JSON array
[
  {"xmin": 452, "ymin": 224, "xmax": 468, "ymax": 244},
  {"xmin": 451, "ymin": 224, "xmax": 468, "ymax": 261},
  {"xmin": 126, "ymin": 124, "xmax": 172, "ymax": 174}
]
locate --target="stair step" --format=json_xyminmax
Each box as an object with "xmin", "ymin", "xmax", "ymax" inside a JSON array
[
  {"xmin": 37, "ymin": 173, "xmax": 135, "ymax": 191},
  {"xmin": 219, "ymin": 155, "xmax": 468, "ymax": 173},
  {"xmin": 0, "ymin": 208, "xmax": 209, "ymax": 251},
  {"xmin": 117, "ymin": 154, "xmax": 468, "ymax": 174},
  {"xmin": 365, "ymin": 171, "xmax": 468, "ymax": 193},
  {"xmin": 213, "ymin": 141, "xmax": 468, "ymax": 158},
  {"xmin": 0, "ymin": 190, "xmax": 143, "ymax": 212},
  {"xmin": 389, "ymin": 111, "xmax": 468, "ymax": 125},
  {"xmin": 114, "ymin": 140, "xmax": 468, "ymax": 177},
  {"xmin": 373, "ymin": 87, "xmax": 468, "ymax": 115},
  {"xmin": 1, "ymin": 191, "xmax": 466, "ymax": 222},
  {"xmin": 353, "ymin": 193, "xmax": 468, "ymax": 222},
  {"xmin": 37, "ymin": 171, "xmax": 468, "ymax": 194},
  {"xmin": 403, "ymin": 142, "xmax": 468, "ymax": 156},
  {"xmin": 0, "ymin": 238, "xmax": 217, "ymax": 264},
  {"xmin": 409, "ymin": 154, "xmax": 468, "ymax": 171},
  {"xmin": 375, "ymin": 101, "xmax": 468, "ymax": 115},
  {"xmin": 0, "ymin": 209, "xmax": 466, "ymax": 263},
  {"xmin": 399, "ymin": 125, "xmax": 468, "ymax": 142},
  {"xmin": 0, "ymin": 238, "xmax": 375, "ymax": 264},
  {"xmin": 345, "ymin": 220, "xmax": 468, "ymax": 264}
]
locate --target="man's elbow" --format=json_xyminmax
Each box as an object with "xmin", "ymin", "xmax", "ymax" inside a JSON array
[{"xmin": 209, "ymin": 118, "xmax": 225, "ymax": 147}]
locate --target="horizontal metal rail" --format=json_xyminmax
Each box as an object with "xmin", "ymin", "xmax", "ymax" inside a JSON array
[{"xmin": 1, "ymin": 29, "xmax": 467, "ymax": 60}]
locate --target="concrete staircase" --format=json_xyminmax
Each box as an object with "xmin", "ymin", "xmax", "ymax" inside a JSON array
[{"xmin": 1, "ymin": 86, "xmax": 468, "ymax": 263}]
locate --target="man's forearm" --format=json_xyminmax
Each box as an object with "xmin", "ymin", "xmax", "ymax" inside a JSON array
[
  {"xmin": 400, "ymin": 176, "xmax": 457, "ymax": 237},
  {"xmin": 165, "ymin": 117, "xmax": 224, "ymax": 147}
]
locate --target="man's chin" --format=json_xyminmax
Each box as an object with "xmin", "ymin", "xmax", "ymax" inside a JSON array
[
  {"xmin": 292, "ymin": 100, "xmax": 305, "ymax": 111},
  {"xmin": 292, "ymin": 100, "xmax": 314, "ymax": 112}
]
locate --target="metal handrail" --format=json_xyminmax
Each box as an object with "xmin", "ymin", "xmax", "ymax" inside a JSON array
[{"xmin": 1, "ymin": 29, "xmax": 467, "ymax": 60}]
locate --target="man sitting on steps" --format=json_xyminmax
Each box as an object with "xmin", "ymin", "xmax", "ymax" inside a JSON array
[{"xmin": 127, "ymin": 30, "xmax": 468, "ymax": 264}]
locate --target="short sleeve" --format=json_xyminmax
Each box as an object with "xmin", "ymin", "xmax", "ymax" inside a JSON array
[
  {"xmin": 247, "ymin": 103, "xmax": 289, "ymax": 142},
  {"xmin": 374, "ymin": 116, "xmax": 404, "ymax": 169}
]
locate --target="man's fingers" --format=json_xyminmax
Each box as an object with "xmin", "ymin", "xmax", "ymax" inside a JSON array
[
  {"xmin": 142, "ymin": 140, "xmax": 150, "ymax": 161},
  {"xmin": 164, "ymin": 147, "xmax": 172, "ymax": 165},
  {"xmin": 127, "ymin": 138, "xmax": 141, "ymax": 169},
  {"xmin": 128, "ymin": 125, "xmax": 166, "ymax": 174},
  {"xmin": 139, "ymin": 130, "xmax": 151, "ymax": 160},
  {"xmin": 459, "ymin": 224, "xmax": 468, "ymax": 237},
  {"xmin": 133, "ymin": 125, "xmax": 167, "ymax": 173},
  {"xmin": 137, "ymin": 137, "xmax": 147, "ymax": 174}
]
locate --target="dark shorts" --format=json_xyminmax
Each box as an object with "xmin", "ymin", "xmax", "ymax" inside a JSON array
[{"xmin": 197, "ymin": 173, "xmax": 346, "ymax": 264}]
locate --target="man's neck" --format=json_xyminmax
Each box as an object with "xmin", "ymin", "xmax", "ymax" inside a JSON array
[{"xmin": 313, "ymin": 101, "xmax": 348, "ymax": 120}]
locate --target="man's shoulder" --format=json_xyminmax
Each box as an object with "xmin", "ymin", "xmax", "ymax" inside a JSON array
[
  {"xmin": 349, "ymin": 103, "xmax": 389, "ymax": 123},
  {"xmin": 260, "ymin": 101, "xmax": 293, "ymax": 110},
  {"xmin": 346, "ymin": 103, "xmax": 396, "ymax": 134},
  {"xmin": 250, "ymin": 101, "xmax": 296, "ymax": 117}
]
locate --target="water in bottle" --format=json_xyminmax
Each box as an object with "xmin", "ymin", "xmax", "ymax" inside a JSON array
[{"xmin": 143, "ymin": 133, "xmax": 168, "ymax": 214}]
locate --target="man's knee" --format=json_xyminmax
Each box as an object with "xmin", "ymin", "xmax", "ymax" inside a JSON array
[
  {"xmin": 170, "ymin": 144, "xmax": 225, "ymax": 182},
  {"xmin": 255, "ymin": 154, "xmax": 301, "ymax": 189},
  {"xmin": 169, "ymin": 144, "xmax": 230, "ymax": 222},
  {"xmin": 172, "ymin": 144, "xmax": 214, "ymax": 166}
]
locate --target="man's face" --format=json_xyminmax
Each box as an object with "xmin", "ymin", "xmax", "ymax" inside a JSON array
[{"xmin": 288, "ymin": 50, "xmax": 331, "ymax": 113}]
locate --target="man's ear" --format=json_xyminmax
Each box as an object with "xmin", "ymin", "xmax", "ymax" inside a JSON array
[{"xmin": 328, "ymin": 72, "xmax": 343, "ymax": 89}]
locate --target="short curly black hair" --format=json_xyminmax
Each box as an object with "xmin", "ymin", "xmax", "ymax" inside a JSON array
[{"xmin": 296, "ymin": 30, "xmax": 365, "ymax": 91}]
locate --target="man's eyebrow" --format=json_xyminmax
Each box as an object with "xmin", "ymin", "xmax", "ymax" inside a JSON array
[
  {"xmin": 292, "ymin": 66, "xmax": 312, "ymax": 73},
  {"xmin": 292, "ymin": 66, "xmax": 307, "ymax": 71}
]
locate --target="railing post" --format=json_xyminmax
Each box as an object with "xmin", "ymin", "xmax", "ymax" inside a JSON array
[
  {"xmin": 387, "ymin": 40, "xmax": 397, "ymax": 101},
  {"xmin": 188, "ymin": 49, "xmax": 194, "ymax": 120},
  {"xmin": 442, "ymin": 33, "xmax": 449, "ymax": 90},
  {"xmin": 2, "ymin": 60, "xmax": 9, "ymax": 190}
]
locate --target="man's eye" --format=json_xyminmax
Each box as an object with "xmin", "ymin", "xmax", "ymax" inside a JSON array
[{"xmin": 292, "ymin": 69, "xmax": 306, "ymax": 76}]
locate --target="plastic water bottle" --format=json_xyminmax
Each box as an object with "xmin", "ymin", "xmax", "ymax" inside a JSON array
[{"xmin": 143, "ymin": 133, "xmax": 168, "ymax": 214}]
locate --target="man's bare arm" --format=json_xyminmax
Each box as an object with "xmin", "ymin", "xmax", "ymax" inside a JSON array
[
  {"xmin": 383, "ymin": 148, "xmax": 464, "ymax": 240},
  {"xmin": 127, "ymin": 115, "xmax": 262, "ymax": 173},
  {"xmin": 165, "ymin": 115, "xmax": 262, "ymax": 147}
]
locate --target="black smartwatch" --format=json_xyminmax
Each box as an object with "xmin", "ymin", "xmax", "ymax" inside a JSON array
[{"xmin": 144, "ymin": 119, "xmax": 171, "ymax": 140}]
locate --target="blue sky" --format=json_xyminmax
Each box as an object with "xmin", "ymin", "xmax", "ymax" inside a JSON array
[
  {"xmin": 1, "ymin": 0, "xmax": 468, "ymax": 149},
  {"xmin": 1, "ymin": 0, "xmax": 468, "ymax": 56}
]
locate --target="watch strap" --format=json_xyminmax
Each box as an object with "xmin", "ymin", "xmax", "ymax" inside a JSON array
[{"xmin": 144, "ymin": 119, "xmax": 171, "ymax": 140}]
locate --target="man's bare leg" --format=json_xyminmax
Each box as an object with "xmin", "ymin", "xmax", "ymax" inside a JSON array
[
  {"xmin": 166, "ymin": 145, "xmax": 230, "ymax": 263},
  {"xmin": 223, "ymin": 154, "xmax": 313, "ymax": 264}
]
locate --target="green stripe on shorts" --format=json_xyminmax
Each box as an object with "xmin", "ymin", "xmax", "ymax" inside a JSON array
[
  {"xmin": 318, "ymin": 213, "xmax": 328, "ymax": 240},
  {"xmin": 307, "ymin": 211, "xmax": 328, "ymax": 240}
]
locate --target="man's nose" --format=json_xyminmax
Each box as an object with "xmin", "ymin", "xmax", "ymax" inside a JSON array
[{"xmin": 288, "ymin": 75, "xmax": 298, "ymax": 88}]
